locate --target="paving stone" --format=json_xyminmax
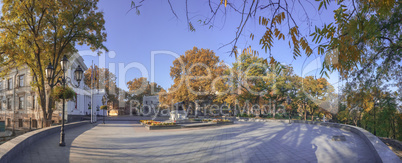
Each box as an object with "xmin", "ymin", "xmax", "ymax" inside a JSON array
[{"xmin": 9, "ymin": 120, "xmax": 378, "ymax": 163}]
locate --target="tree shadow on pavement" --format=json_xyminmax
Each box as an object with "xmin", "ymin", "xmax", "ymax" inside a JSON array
[{"xmin": 64, "ymin": 121, "xmax": 376, "ymax": 163}]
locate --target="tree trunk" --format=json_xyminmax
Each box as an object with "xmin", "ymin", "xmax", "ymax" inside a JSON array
[
  {"xmin": 254, "ymin": 97, "xmax": 260, "ymax": 117},
  {"xmin": 40, "ymin": 91, "xmax": 51, "ymax": 127},
  {"xmin": 47, "ymin": 95, "xmax": 55, "ymax": 125},
  {"xmin": 392, "ymin": 119, "xmax": 396, "ymax": 139},
  {"xmin": 358, "ymin": 111, "xmax": 363, "ymax": 127},
  {"xmin": 391, "ymin": 116, "xmax": 396, "ymax": 139},
  {"xmin": 39, "ymin": 85, "xmax": 55, "ymax": 127}
]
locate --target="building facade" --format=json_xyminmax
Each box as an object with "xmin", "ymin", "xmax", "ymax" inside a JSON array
[
  {"xmin": 143, "ymin": 96, "xmax": 159, "ymax": 106},
  {"xmin": 141, "ymin": 95, "xmax": 159, "ymax": 116},
  {"xmin": 0, "ymin": 55, "xmax": 105, "ymax": 131}
]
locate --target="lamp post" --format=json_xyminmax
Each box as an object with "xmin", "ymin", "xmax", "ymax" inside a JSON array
[
  {"xmin": 373, "ymin": 99, "xmax": 380, "ymax": 136},
  {"xmin": 102, "ymin": 95, "xmax": 108, "ymax": 124},
  {"xmin": 287, "ymin": 95, "xmax": 292, "ymax": 124},
  {"xmin": 96, "ymin": 105, "xmax": 100, "ymax": 123},
  {"xmin": 103, "ymin": 106, "xmax": 106, "ymax": 124},
  {"xmin": 45, "ymin": 55, "xmax": 83, "ymax": 147}
]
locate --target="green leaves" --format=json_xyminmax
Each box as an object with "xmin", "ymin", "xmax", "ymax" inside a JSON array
[
  {"xmin": 317, "ymin": 0, "xmax": 331, "ymax": 11},
  {"xmin": 51, "ymin": 85, "xmax": 77, "ymax": 102},
  {"xmin": 131, "ymin": 1, "xmax": 141, "ymax": 15}
]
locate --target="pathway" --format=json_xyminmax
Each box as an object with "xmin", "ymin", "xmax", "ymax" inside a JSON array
[{"xmin": 13, "ymin": 121, "xmax": 376, "ymax": 163}]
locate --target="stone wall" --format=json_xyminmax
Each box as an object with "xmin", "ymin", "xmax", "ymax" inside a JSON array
[{"xmin": 0, "ymin": 121, "xmax": 89, "ymax": 163}]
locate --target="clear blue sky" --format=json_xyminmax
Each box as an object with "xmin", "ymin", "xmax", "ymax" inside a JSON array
[{"xmin": 73, "ymin": 0, "xmax": 340, "ymax": 92}]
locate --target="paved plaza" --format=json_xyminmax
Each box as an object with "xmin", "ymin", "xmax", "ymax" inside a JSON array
[{"xmin": 13, "ymin": 120, "xmax": 376, "ymax": 163}]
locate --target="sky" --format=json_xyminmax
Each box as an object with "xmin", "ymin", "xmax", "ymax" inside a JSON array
[
  {"xmin": 1, "ymin": 0, "xmax": 342, "ymax": 92},
  {"xmin": 76, "ymin": 0, "xmax": 343, "ymax": 93}
]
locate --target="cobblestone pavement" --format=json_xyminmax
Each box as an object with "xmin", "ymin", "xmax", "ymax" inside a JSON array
[{"xmin": 13, "ymin": 120, "xmax": 376, "ymax": 163}]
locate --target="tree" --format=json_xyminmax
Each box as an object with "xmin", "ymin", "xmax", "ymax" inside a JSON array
[
  {"xmin": 328, "ymin": 1, "xmax": 402, "ymax": 138},
  {"xmin": 0, "ymin": 0, "xmax": 107, "ymax": 126},
  {"xmin": 312, "ymin": 0, "xmax": 401, "ymax": 77},
  {"xmin": 126, "ymin": 77, "xmax": 164, "ymax": 105},
  {"xmin": 158, "ymin": 88, "xmax": 172, "ymax": 109},
  {"xmin": 303, "ymin": 76, "xmax": 334, "ymax": 121},
  {"xmin": 84, "ymin": 65, "xmax": 120, "ymax": 110},
  {"xmin": 377, "ymin": 93, "xmax": 398, "ymax": 138},
  {"xmin": 131, "ymin": 1, "xmax": 400, "ymax": 78},
  {"xmin": 295, "ymin": 88, "xmax": 309, "ymax": 120},
  {"xmin": 230, "ymin": 48, "xmax": 270, "ymax": 115},
  {"xmin": 263, "ymin": 64, "xmax": 293, "ymax": 118},
  {"xmin": 168, "ymin": 47, "xmax": 225, "ymax": 114}
]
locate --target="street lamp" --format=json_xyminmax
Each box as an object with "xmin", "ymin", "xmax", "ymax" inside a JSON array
[
  {"xmin": 45, "ymin": 55, "xmax": 83, "ymax": 147},
  {"xmin": 102, "ymin": 95, "xmax": 108, "ymax": 124},
  {"xmin": 287, "ymin": 95, "xmax": 292, "ymax": 124},
  {"xmin": 373, "ymin": 99, "xmax": 380, "ymax": 135}
]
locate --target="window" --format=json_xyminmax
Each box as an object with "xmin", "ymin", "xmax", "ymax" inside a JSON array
[
  {"xmin": 0, "ymin": 81, "xmax": 3, "ymax": 90},
  {"xmin": 32, "ymin": 95, "xmax": 35, "ymax": 110},
  {"xmin": 7, "ymin": 98, "xmax": 12, "ymax": 110},
  {"xmin": 32, "ymin": 119, "xmax": 37, "ymax": 128},
  {"xmin": 19, "ymin": 75, "xmax": 24, "ymax": 87},
  {"xmin": 7, "ymin": 118, "xmax": 11, "ymax": 127},
  {"xmin": 18, "ymin": 119, "xmax": 23, "ymax": 128},
  {"xmin": 19, "ymin": 97, "xmax": 24, "ymax": 110},
  {"xmin": 7, "ymin": 78, "xmax": 12, "ymax": 90}
]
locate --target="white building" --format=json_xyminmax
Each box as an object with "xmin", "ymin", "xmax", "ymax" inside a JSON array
[
  {"xmin": 0, "ymin": 54, "xmax": 105, "ymax": 130},
  {"xmin": 143, "ymin": 95, "xmax": 159, "ymax": 106},
  {"xmin": 140, "ymin": 96, "xmax": 159, "ymax": 116},
  {"xmin": 65, "ymin": 55, "xmax": 106, "ymax": 122}
]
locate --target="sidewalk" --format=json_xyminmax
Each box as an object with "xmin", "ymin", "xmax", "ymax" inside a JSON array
[
  {"xmin": 12, "ymin": 123, "xmax": 97, "ymax": 163},
  {"xmin": 12, "ymin": 120, "xmax": 378, "ymax": 163}
]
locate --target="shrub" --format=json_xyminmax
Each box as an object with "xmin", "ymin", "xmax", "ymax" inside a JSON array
[
  {"xmin": 100, "ymin": 105, "xmax": 108, "ymax": 110},
  {"xmin": 51, "ymin": 85, "xmax": 76, "ymax": 102}
]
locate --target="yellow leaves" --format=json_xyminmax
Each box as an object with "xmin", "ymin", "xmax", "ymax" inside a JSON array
[
  {"xmin": 249, "ymin": 33, "xmax": 255, "ymax": 40},
  {"xmin": 259, "ymin": 28, "xmax": 273, "ymax": 53},
  {"xmin": 189, "ymin": 22, "xmax": 196, "ymax": 32},
  {"xmin": 269, "ymin": 57, "xmax": 277, "ymax": 65},
  {"xmin": 274, "ymin": 28, "xmax": 281, "ymax": 37},
  {"xmin": 289, "ymin": 26, "xmax": 298, "ymax": 36},
  {"xmin": 300, "ymin": 37, "xmax": 313, "ymax": 56},
  {"xmin": 242, "ymin": 46, "xmax": 258, "ymax": 57},
  {"xmin": 274, "ymin": 28, "xmax": 285, "ymax": 40},
  {"xmin": 220, "ymin": 0, "xmax": 227, "ymax": 7},
  {"xmin": 170, "ymin": 47, "xmax": 224, "ymax": 99},
  {"xmin": 258, "ymin": 16, "xmax": 269, "ymax": 26},
  {"xmin": 272, "ymin": 12, "xmax": 286, "ymax": 26}
]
